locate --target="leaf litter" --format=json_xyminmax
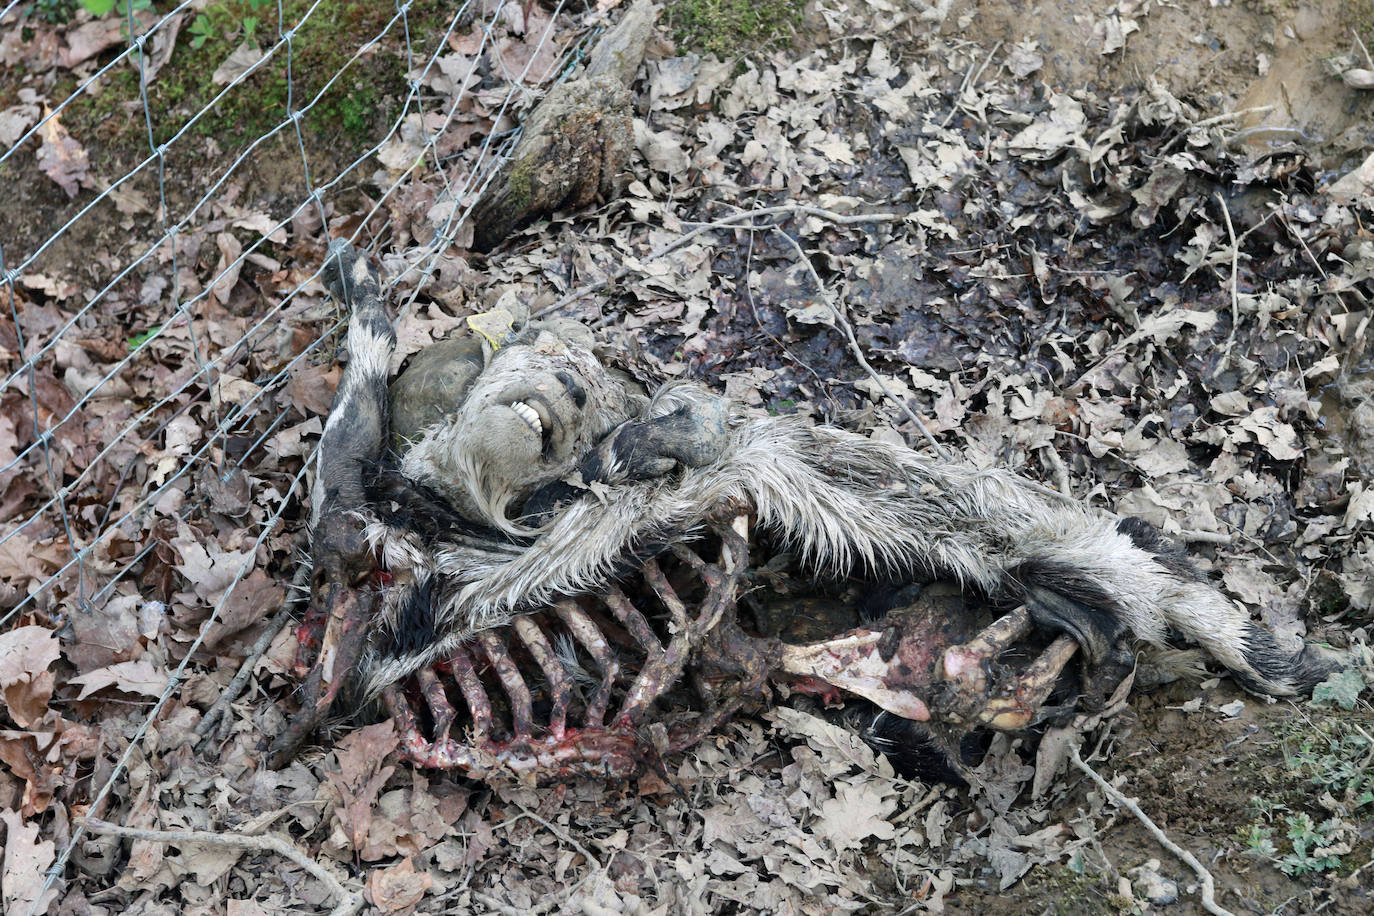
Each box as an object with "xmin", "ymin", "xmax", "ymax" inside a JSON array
[{"xmin": 2, "ymin": 0, "xmax": 1373, "ymax": 913}]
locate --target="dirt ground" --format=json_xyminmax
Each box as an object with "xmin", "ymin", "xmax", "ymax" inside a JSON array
[{"xmin": 2, "ymin": 0, "xmax": 1373, "ymax": 914}]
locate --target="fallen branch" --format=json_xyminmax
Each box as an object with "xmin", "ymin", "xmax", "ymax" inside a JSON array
[
  {"xmin": 531, "ymin": 204, "xmax": 901, "ymax": 319},
  {"xmin": 1068, "ymin": 745, "xmax": 1235, "ymax": 916},
  {"xmin": 470, "ymin": 0, "xmax": 658, "ymax": 250},
  {"xmin": 80, "ymin": 817, "xmax": 364, "ymax": 916},
  {"xmin": 1212, "ymin": 192, "xmax": 1241, "ymax": 374},
  {"xmin": 771, "ymin": 227, "xmax": 947, "ymax": 459}
]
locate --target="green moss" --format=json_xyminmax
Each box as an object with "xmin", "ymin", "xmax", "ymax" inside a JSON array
[
  {"xmin": 506, "ymin": 157, "xmax": 537, "ymax": 210},
  {"xmin": 1343, "ymin": 0, "xmax": 1374, "ymax": 44},
  {"xmin": 65, "ymin": 0, "xmax": 457, "ymax": 156},
  {"xmin": 666, "ymin": 0, "xmax": 804, "ymax": 57}
]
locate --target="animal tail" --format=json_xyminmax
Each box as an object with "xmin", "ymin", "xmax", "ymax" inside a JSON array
[{"xmin": 1013, "ymin": 514, "xmax": 1347, "ymax": 697}]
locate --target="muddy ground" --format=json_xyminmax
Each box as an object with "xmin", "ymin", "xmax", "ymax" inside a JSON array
[{"xmin": 2, "ymin": 0, "xmax": 1373, "ymax": 914}]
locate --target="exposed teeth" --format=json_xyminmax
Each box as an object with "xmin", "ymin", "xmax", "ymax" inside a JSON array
[{"xmin": 511, "ymin": 400, "xmax": 543, "ymax": 435}]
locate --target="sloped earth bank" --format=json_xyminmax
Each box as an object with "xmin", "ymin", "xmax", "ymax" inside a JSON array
[{"xmin": 3, "ymin": 0, "xmax": 1374, "ymax": 913}]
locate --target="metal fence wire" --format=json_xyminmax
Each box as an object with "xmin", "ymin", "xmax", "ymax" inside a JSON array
[{"xmin": 1, "ymin": 0, "xmax": 589, "ymax": 900}]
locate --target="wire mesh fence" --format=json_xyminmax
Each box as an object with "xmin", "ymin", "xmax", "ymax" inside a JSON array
[{"xmin": 1, "ymin": 0, "xmax": 594, "ymax": 902}]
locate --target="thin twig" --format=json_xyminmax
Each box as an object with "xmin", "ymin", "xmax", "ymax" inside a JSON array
[
  {"xmin": 472, "ymin": 891, "xmax": 530, "ymax": 916},
  {"xmin": 80, "ymin": 817, "xmax": 364, "ymax": 916},
  {"xmin": 1067, "ymin": 746, "xmax": 1236, "ymax": 916},
  {"xmin": 194, "ymin": 602, "xmax": 297, "ymax": 743},
  {"xmin": 1213, "ymin": 192, "xmax": 1241, "ymax": 372},
  {"xmin": 530, "ymin": 205, "xmax": 900, "ymax": 320},
  {"xmin": 1179, "ymin": 529, "xmax": 1233, "ymax": 546},
  {"xmin": 502, "ymin": 808, "xmax": 606, "ymax": 873},
  {"xmin": 1277, "ymin": 210, "xmax": 1331, "ymax": 282},
  {"xmin": 940, "ymin": 41, "xmax": 1002, "ymax": 129},
  {"xmin": 1188, "ymin": 105, "xmax": 1275, "ymax": 130},
  {"xmin": 772, "ymin": 228, "xmax": 947, "ymax": 458},
  {"xmin": 1163, "ymin": 105, "xmax": 1275, "ymax": 154}
]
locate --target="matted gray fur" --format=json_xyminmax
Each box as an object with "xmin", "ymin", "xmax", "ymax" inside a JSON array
[{"xmin": 313, "ymin": 242, "xmax": 1345, "ymax": 711}]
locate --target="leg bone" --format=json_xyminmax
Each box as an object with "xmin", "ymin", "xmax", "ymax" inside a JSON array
[{"xmin": 938, "ymin": 606, "xmax": 1034, "ymax": 697}]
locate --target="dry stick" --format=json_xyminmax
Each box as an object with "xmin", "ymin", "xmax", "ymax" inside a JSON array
[
  {"xmin": 1039, "ymin": 443, "xmax": 1072, "ymax": 497},
  {"xmin": 1213, "ymin": 192, "xmax": 1241, "ymax": 374},
  {"xmin": 1276, "ymin": 210, "xmax": 1368, "ymax": 305},
  {"xmin": 472, "ymin": 891, "xmax": 530, "ymax": 916},
  {"xmin": 940, "ymin": 41, "xmax": 1002, "ymax": 130},
  {"xmin": 772, "ymin": 228, "xmax": 948, "ymax": 459},
  {"xmin": 1161, "ymin": 105, "xmax": 1274, "ymax": 155},
  {"xmin": 504, "ymin": 808, "xmax": 606, "ymax": 874},
  {"xmin": 1275, "ymin": 211, "xmax": 1371, "ymax": 378},
  {"xmin": 1067, "ymin": 746, "xmax": 1235, "ymax": 916},
  {"xmin": 529, "ymin": 205, "xmax": 901, "ymax": 320},
  {"xmin": 80, "ymin": 817, "xmax": 364, "ymax": 916},
  {"xmin": 193, "ymin": 603, "xmax": 297, "ymax": 743}
]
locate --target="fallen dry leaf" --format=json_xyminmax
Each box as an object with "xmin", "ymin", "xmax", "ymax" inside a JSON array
[
  {"xmin": 36, "ymin": 107, "xmax": 89, "ymax": 197},
  {"xmin": 327, "ymin": 720, "xmax": 399, "ymax": 852},
  {"xmin": 212, "ymin": 40, "xmax": 265, "ymax": 86},
  {"xmin": 367, "ymin": 856, "xmax": 433, "ymax": 912},
  {"xmin": 0, "ymin": 625, "xmax": 60, "ymax": 729},
  {"xmin": 61, "ymin": 18, "xmax": 124, "ymax": 68},
  {"xmin": 69, "ymin": 657, "xmax": 169, "ymax": 700},
  {"xmin": 64, "ymin": 594, "xmax": 141, "ymax": 674},
  {"xmin": 0, "ymin": 730, "xmax": 58, "ymax": 815},
  {"xmin": 204, "ymin": 568, "xmax": 285, "ymax": 651},
  {"xmin": 285, "ymin": 364, "xmax": 341, "ymax": 417},
  {"xmin": 1, "ymin": 807, "xmax": 59, "ymax": 915}
]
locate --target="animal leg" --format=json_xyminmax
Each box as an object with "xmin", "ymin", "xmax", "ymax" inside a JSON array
[
  {"xmin": 970, "ymin": 635, "xmax": 1078, "ymax": 730},
  {"xmin": 580, "ymin": 384, "xmax": 731, "ymax": 484},
  {"xmin": 268, "ymin": 240, "xmax": 396, "ymax": 769},
  {"xmin": 933, "ymin": 589, "xmax": 1129, "ymax": 730}
]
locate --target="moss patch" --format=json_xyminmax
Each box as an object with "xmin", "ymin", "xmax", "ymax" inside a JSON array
[
  {"xmin": 666, "ymin": 0, "xmax": 804, "ymax": 57},
  {"xmin": 66, "ymin": 0, "xmax": 457, "ymax": 155}
]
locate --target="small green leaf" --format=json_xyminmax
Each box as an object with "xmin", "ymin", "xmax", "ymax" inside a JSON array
[
  {"xmin": 1311, "ymin": 667, "xmax": 1365, "ymax": 711},
  {"xmin": 127, "ymin": 326, "xmax": 160, "ymax": 349},
  {"xmin": 81, "ymin": 0, "xmax": 117, "ymax": 14}
]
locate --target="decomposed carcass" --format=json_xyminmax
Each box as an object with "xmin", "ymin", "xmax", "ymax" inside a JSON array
[{"xmin": 267, "ymin": 241, "xmax": 1345, "ymax": 783}]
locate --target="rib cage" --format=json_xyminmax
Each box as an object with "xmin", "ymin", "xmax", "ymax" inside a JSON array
[{"xmin": 370, "ymin": 517, "xmax": 758, "ymax": 780}]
